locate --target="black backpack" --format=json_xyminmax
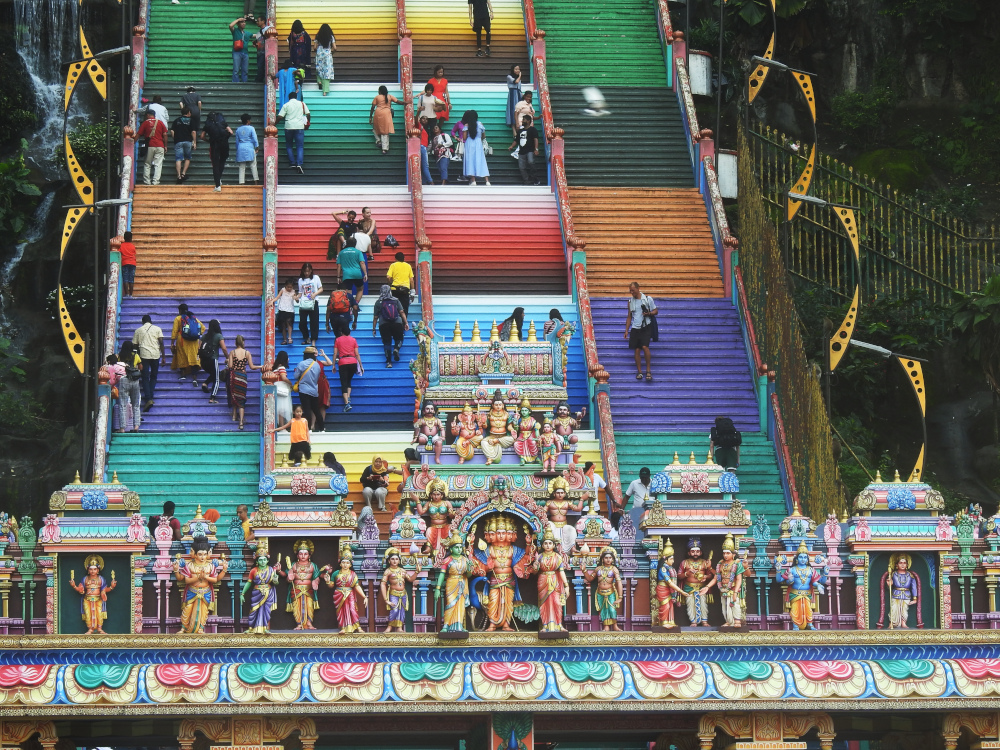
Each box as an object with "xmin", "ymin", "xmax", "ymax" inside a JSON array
[
  {"xmin": 715, "ymin": 418, "xmax": 741, "ymax": 448},
  {"xmin": 204, "ymin": 112, "xmax": 230, "ymax": 141}
]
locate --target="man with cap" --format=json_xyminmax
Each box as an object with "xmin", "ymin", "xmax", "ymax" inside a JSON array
[{"xmin": 678, "ymin": 538, "xmax": 715, "ymax": 626}]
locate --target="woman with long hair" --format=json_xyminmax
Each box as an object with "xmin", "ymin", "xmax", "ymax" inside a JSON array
[
  {"xmin": 287, "ymin": 19, "xmax": 311, "ymax": 69},
  {"xmin": 313, "ymin": 23, "xmax": 336, "ymax": 95},
  {"xmin": 201, "ymin": 319, "xmax": 228, "ymax": 404},
  {"xmin": 428, "ymin": 65, "xmax": 450, "ymax": 122},
  {"xmin": 333, "ymin": 327, "xmax": 364, "ymax": 413},
  {"xmin": 297, "ymin": 262, "xmax": 323, "ymax": 346},
  {"xmin": 506, "ymin": 64, "xmax": 522, "ymax": 137},
  {"xmin": 543, "ymin": 308, "xmax": 564, "ymax": 337},
  {"xmin": 117, "ymin": 341, "xmax": 142, "ymax": 432},
  {"xmin": 227, "ymin": 334, "xmax": 261, "ymax": 430},
  {"xmin": 369, "ymin": 84, "xmax": 400, "ymax": 155},
  {"xmin": 499, "ymin": 307, "xmax": 524, "ymax": 341},
  {"xmin": 460, "ymin": 110, "xmax": 490, "ymax": 186},
  {"xmin": 272, "ymin": 350, "xmax": 293, "ymax": 426}
]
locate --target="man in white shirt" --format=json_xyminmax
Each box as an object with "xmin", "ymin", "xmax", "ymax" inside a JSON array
[
  {"xmin": 624, "ymin": 281, "xmax": 657, "ymax": 381},
  {"xmin": 277, "ymin": 91, "xmax": 310, "ymax": 173},
  {"xmin": 147, "ymin": 95, "xmax": 169, "ymax": 128},
  {"xmin": 625, "ymin": 467, "xmax": 652, "ymax": 540},
  {"xmin": 132, "ymin": 314, "xmax": 165, "ymax": 411}
]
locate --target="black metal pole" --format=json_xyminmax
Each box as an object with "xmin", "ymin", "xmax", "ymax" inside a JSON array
[
  {"xmin": 823, "ymin": 318, "xmax": 832, "ymax": 419},
  {"xmin": 82, "ymin": 333, "xmax": 90, "ymax": 480},
  {"xmin": 715, "ymin": 0, "xmax": 724, "ymax": 148}
]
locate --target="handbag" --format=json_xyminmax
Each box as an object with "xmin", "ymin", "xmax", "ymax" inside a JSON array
[
  {"xmin": 233, "ymin": 38, "xmax": 245, "ymax": 51},
  {"xmin": 640, "ymin": 297, "xmax": 660, "ymax": 343},
  {"xmin": 111, "ymin": 386, "xmax": 119, "ymax": 400},
  {"xmin": 298, "ymin": 296, "xmax": 315, "ymax": 311},
  {"xmin": 318, "ymin": 365, "xmax": 331, "ymax": 407},
  {"xmin": 371, "ymin": 233, "xmax": 382, "ymax": 254},
  {"xmin": 483, "ymin": 138, "xmax": 493, "ymax": 156},
  {"xmin": 292, "ymin": 360, "xmax": 316, "ymax": 393}
]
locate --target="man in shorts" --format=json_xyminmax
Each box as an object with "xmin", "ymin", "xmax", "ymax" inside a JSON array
[
  {"xmin": 336, "ymin": 236, "xmax": 368, "ymax": 330},
  {"xmin": 624, "ymin": 281, "xmax": 657, "ymax": 382},
  {"xmin": 119, "ymin": 231, "xmax": 137, "ymax": 297}
]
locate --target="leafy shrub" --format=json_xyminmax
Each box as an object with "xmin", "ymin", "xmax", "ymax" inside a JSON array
[
  {"xmin": 0, "ymin": 139, "xmax": 41, "ymax": 239},
  {"xmin": 831, "ymin": 87, "xmax": 899, "ymax": 148},
  {"xmin": 55, "ymin": 121, "xmax": 121, "ymax": 181},
  {"xmin": 852, "ymin": 148, "xmax": 930, "ymax": 192}
]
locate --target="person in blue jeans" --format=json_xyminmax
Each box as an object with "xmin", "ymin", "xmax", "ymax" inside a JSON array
[
  {"xmin": 418, "ymin": 116, "xmax": 434, "ymax": 186},
  {"xmin": 430, "ymin": 121, "xmax": 453, "ymax": 185},
  {"xmin": 277, "ymin": 91, "xmax": 310, "ymax": 173},
  {"xmin": 229, "ymin": 15, "xmax": 256, "ymax": 83}
]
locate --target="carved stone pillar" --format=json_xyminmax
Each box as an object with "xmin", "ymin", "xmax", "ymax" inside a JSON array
[{"xmin": 942, "ymin": 712, "xmax": 1000, "ymax": 750}]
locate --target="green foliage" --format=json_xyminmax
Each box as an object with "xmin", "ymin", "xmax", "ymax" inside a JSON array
[
  {"xmin": 45, "ymin": 285, "xmax": 93, "ymax": 323},
  {"xmin": 881, "ymin": 0, "xmax": 981, "ymax": 36},
  {"xmin": 852, "ymin": 148, "xmax": 930, "ymax": 192},
  {"xmin": 55, "ymin": 121, "xmax": 121, "ymax": 181},
  {"xmin": 951, "ymin": 276, "xmax": 1000, "ymax": 393},
  {"xmin": 913, "ymin": 184, "xmax": 982, "ymax": 224},
  {"xmin": 689, "ymin": 19, "xmax": 720, "ymax": 52},
  {"xmin": 0, "ymin": 51, "xmax": 36, "ymax": 148},
  {"xmin": 831, "ymin": 87, "xmax": 899, "ymax": 149},
  {"xmin": 0, "ymin": 337, "xmax": 42, "ymax": 434},
  {"xmin": 0, "ymin": 140, "xmax": 41, "ymax": 240}
]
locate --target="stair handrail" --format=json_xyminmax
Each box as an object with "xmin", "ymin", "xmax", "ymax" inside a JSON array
[
  {"xmin": 93, "ymin": 0, "xmax": 150, "ymax": 481},
  {"xmin": 673, "ymin": 53, "xmax": 705, "ymax": 169},
  {"xmin": 771, "ymin": 392, "xmax": 803, "ymax": 516},
  {"xmin": 261, "ymin": 0, "xmax": 279, "ymax": 476},
  {"xmin": 397, "ymin": 0, "xmax": 435, "ymax": 330},
  {"xmin": 733, "ymin": 267, "xmax": 764, "ymax": 378},
  {"xmin": 522, "ymin": 0, "xmax": 554, "ymax": 144}
]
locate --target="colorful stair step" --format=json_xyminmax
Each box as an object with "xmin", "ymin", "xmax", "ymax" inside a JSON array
[
  {"xmin": 277, "ymin": 84, "xmax": 407, "ymax": 185},
  {"xmin": 117, "ymin": 297, "xmax": 263, "ymax": 432},
  {"xmin": 275, "ymin": 0, "xmax": 399, "ymax": 83},
  {"xmin": 275, "ymin": 184, "xmax": 415, "ymax": 285},
  {"xmin": 406, "ymin": 0, "xmax": 530, "ymax": 83},
  {"xmin": 589, "ymin": 297, "xmax": 759, "ymax": 433},
  {"xmin": 423, "ymin": 186, "xmax": 566, "ymax": 294},
  {"xmin": 570, "ymin": 187, "xmax": 723, "ymax": 297},
  {"xmin": 146, "ymin": 0, "xmax": 263, "ymax": 82}
]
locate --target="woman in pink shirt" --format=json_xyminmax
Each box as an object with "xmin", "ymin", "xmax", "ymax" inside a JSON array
[{"xmin": 333, "ymin": 333, "xmax": 364, "ymax": 412}]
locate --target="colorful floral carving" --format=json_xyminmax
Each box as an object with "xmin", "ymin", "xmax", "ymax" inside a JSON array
[
  {"xmin": 146, "ymin": 664, "xmax": 220, "ymax": 703},
  {"xmin": 471, "ymin": 662, "xmax": 546, "ymax": 701},
  {"xmin": 227, "ymin": 664, "xmax": 302, "ymax": 703},
  {"xmin": 868, "ymin": 660, "xmax": 946, "ymax": 698},
  {"xmin": 258, "ymin": 475, "xmax": 277, "ymax": 496},
  {"xmin": 64, "ymin": 665, "xmax": 139, "ymax": 704},
  {"xmin": 680, "ymin": 472, "xmax": 710, "ymax": 493},
  {"xmin": 786, "ymin": 661, "xmax": 865, "ymax": 698},
  {"xmin": 709, "ymin": 662, "xmax": 785, "ymax": 700},
  {"xmin": 329, "ymin": 474, "xmax": 350, "ymax": 495},
  {"xmin": 949, "ymin": 659, "xmax": 1000, "ymax": 697},
  {"xmin": 650, "ymin": 471, "xmax": 671, "ymax": 494},
  {"xmin": 390, "ymin": 663, "xmax": 463, "ymax": 701},
  {"xmin": 628, "ymin": 661, "xmax": 705, "ymax": 699},
  {"xmin": 309, "ymin": 663, "xmax": 384, "ymax": 702},
  {"xmin": 290, "ymin": 474, "xmax": 317, "ymax": 496},
  {"xmin": 551, "ymin": 662, "xmax": 624, "ymax": 700},
  {"xmin": 0, "ymin": 666, "xmax": 56, "ymax": 705},
  {"xmin": 718, "ymin": 472, "xmax": 740, "ymax": 493},
  {"xmin": 127, "ymin": 513, "xmax": 149, "ymax": 543},
  {"xmin": 886, "ymin": 487, "xmax": 917, "ymax": 510},
  {"xmin": 81, "ymin": 490, "xmax": 109, "ymax": 511}
]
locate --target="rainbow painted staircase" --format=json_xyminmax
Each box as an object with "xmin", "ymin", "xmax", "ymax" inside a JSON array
[
  {"xmin": 275, "ymin": 0, "xmax": 400, "ymax": 83},
  {"xmin": 406, "ymin": 0, "xmax": 530, "ymax": 82}
]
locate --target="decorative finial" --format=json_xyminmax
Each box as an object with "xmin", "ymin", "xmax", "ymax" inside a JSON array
[
  {"xmin": 688, "ymin": 452, "xmax": 697, "ymax": 465},
  {"xmin": 509, "ymin": 320, "xmax": 520, "ymax": 343},
  {"xmin": 72, "ymin": 471, "xmax": 82, "ymax": 485},
  {"xmin": 452, "ymin": 321, "xmax": 463, "ymax": 343},
  {"xmin": 527, "ymin": 321, "xmax": 537, "ymax": 342},
  {"xmin": 471, "ymin": 321, "xmax": 482, "ymax": 343},
  {"xmin": 672, "ymin": 452, "xmax": 681, "ymax": 466},
  {"xmin": 281, "ymin": 453, "xmax": 291, "ymax": 468},
  {"xmin": 839, "ymin": 508, "xmax": 849, "ymax": 522},
  {"xmin": 490, "ymin": 320, "xmax": 500, "ymax": 342},
  {"xmin": 111, "ymin": 471, "xmax": 120, "ymax": 484},
  {"xmin": 706, "ymin": 449, "xmax": 713, "ymax": 464},
  {"xmin": 893, "ymin": 470, "xmax": 901, "ymax": 483},
  {"xmin": 875, "ymin": 470, "xmax": 883, "ymax": 483},
  {"xmin": 92, "ymin": 472, "xmax": 101, "ymax": 484}
]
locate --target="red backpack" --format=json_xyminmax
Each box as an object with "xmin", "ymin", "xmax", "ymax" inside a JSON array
[{"xmin": 328, "ymin": 290, "xmax": 351, "ymax": 314}]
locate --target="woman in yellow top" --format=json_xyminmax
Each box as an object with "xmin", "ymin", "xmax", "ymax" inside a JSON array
[
  {"xmin": 171, "ymin": 303, "xmax": 204, "ymax": 383},
  {"xmin": 387, "ymin": 251, "xmax": 414, "ymax": 315}
]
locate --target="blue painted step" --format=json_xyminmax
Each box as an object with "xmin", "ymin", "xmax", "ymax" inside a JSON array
[
  {"xmin": 118, "ymin": 297, "xmax": 262, "ymax": 432},
  {"xmin": 590, "ymin": 297, "xmax": 759, "ymax": 433}
]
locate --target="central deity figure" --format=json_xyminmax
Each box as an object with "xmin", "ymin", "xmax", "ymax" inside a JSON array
[
  {"xmin": 469, "ymin": 514, "xmax": 535, "ymax": 631},
  {"xmin": 479, "ymin": 390, "xmax": 516, "ymax": 465}
]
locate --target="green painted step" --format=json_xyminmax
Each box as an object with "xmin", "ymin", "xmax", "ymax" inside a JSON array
[
  {"xmin": 147, "ymin": 0, "xmax": 264, "ymax": 82},
  {"xmin": 107, "ymin": 432, "xmax": 259, "ymax": 522},
  {"xmin": 278, "ymin": 85, "xmax": 407, "ymax": 185},
  {"xmin": 615, "ymin": 432, "xmax": 790, "ymax": 532},
  {"xmin": 550, "ymin": 85, "xmax": 693, "ymax": 187},
  {"xmin": 533, "ymin": 0, "xmax": 667, "ymax": 86}
]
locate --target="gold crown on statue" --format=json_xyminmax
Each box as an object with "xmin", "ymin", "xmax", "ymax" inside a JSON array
[
  {"xmin": 426, "ymin": 478, "xmax": 449, "ymax": 499},
  {"xmin": 797, "ymin": 540, "xmax": 809, "ymax": 555},
  {"xmin": 383, "ymin": 546, "xmax": 401, "ymax": 564},
  {"xmin": 721, "ymin": 533, "xmax": 736, "ymax": 552},
  {"xmin": 445, "ymin": 531, "xmax": 465, "ymax": 549},
  {"xmin": 548, "ymin": 476, "xmax": 569, "ymax": 495},
  {"xmin": 84, "ymin": 554, "xmax": 105, "ymax": 572},
  {"xmin": 662, "ymin": 537, "xmax": 675, "ymax": 559},
  {"xmin": 294, "ymin": 539, "xmax": 314, "ymax": 556},
  {"xmin": 542, "ymin": 526, "xmax": 558, "ymax": 544},
  {"xmin": 520, "ymin": 396, "xmax": 532, "ymax": 410},
  {"xmin": 487, "ymin": 516, "xmax": 515, "ymax": 533},
  {"xmin": 599, "ymin": 546, "xmax": 618, "ymax": 562},
  {"xmin": 462, "ymin": 402, "xmax": 474, "ymax": 414}
]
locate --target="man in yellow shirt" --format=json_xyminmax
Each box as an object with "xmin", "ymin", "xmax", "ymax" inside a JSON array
[{"xmin": 386, "ymin": 252, "xmax": 415, "ymax": 315}]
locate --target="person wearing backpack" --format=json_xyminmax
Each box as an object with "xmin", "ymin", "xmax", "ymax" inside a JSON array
[
  {"xmin": 136, "ymin": 110, "xmax": 168, "ymax": 186},
  {"xmin": 372, "ymin": 285, "xmax": 408, "ymax": 368},
  {"xmin": 326, "ymin": 287, "xmax": 357, "ymax": 339},
  {"xmin": 171, "ymin": 303, "xmax": 205, "ymax": 383},
  {"xmin": 117, "ymin": 342, "xmax": 143, "ymax": 432},
  {"xmin": 200, "ymin": 319, "xmax": 228, "ymax": 404},
  {"xmin": 337, "ymin": 236, "xmax": 367, "ymax": 329},
  {"xmin": 624, "ymin": 281, "xmax": 658, "ymax": 382},
  {"xmin": 201, "ymin": 112, "xmax": 234, "ymax": 191},
  {"xmin": 710, "ymin": 416, "xmax": 742, "ymax": 471}
]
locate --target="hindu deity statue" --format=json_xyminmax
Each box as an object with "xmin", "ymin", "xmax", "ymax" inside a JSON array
[
  {"xmin": 173, "ymin": 537, "xmax": 227, "ymax": 634},
  {"xmin": 887, "ymin": 553, "xmax": 919, "ymax": 629},
  {"xmin": 451, "ymin": 402, "xmax": 483, "ymax": 464},
  {"xmin": 539, "ymin": 421, "xmax": 561, "ymax": 471},
  {"xmin": 380, "ymin": 547, "xmax": 421, "ymax": 633},
  {"xmin": 412, "ymin": 403, "xmax": 445, "ymax": 464},
  {"xmin": 241, "ymin": 546, "xmax": 281, "ymax": 635},
  {"xmin": 479, "ymin": 390, "xmax": 516, "ymax": 465},
  {"xmin": 323, "ymin": 549, "xmax": 368, "ymax": 634},
  {"xmin": 775, "ymin": 541, "xmax": 828, "ymax": 630},
  {"xmin": 710, "ymin": 534, "xmax": 745, "ymax": 628},
  {"xmin": 513, "ymin": 397, "xmax": 540, "ymax": 464},
  {"xmin": 545, "ymin": 476, "xmax": 586, "ymax": 555},
  {"xmin": 69, "ymin": 555, "xmax": 117, "ymax": 635},
  {"xmin": 579, "ymin": 547, "xmax": 623, "ymax": 631},
  {"xmin": 434, "ymin": 531, "xmax": 474, "ymax": 636},
  {"xmin": 417, "ymin": 479, "xmax": 452, "ymax": 558},
  {"xmin": 469, "ymin": 514, "xmax": 535, "ymax": 631},
  {"xmin": 552, "ymin": 401, "xmax": 585, "ymax": 448},
  {"xmin": 530, "ymin": 527, "xmax": 569, "ymax": 635},
  {"xmin": 283, "ymin": 540, "xmax": 321, "ymax": 630},
  {"xmin": 654, "ymin": 538, "xmax": 688, "ymax": 630},
  {"xmin": 678, "ymin": 537, "xmax": 715, "ymax": 627}
]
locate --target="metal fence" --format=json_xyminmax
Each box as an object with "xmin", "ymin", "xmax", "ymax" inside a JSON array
[
  {"xmin": 747, "ymin": 122, "xmax": 1000, "ymax": 304},
  {"xmin": 738, "ymin": 126, "xmax": 846, "ymax": 519}
]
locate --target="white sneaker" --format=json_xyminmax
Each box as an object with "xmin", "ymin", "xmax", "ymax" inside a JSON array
[
  {"xmin": 171, "ymin": 0, "xmax": 179, "ymax": 4},
  {"xmin": 213, "ymin": 186, "xmax": 221, "ymax": 192}
]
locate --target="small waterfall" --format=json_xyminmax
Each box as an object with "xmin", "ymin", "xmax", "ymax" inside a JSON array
[
  {"xmin": 0, "ymin": 193, "xmax": 57, "ymax": 337},
  {"xmin": 14, "ymin": 0, "xmax": 82, "ymax": 177}
]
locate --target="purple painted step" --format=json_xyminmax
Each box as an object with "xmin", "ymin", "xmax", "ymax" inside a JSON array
[
  {"xmin": 118, "ymin": 297, "xmax": 262, "ymax": 432},
  {"xmin": 590, "ymin": 297, "xmax": 759, "ymax": 433}
]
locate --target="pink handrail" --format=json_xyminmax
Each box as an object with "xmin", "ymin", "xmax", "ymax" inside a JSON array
[
  {"xmin": 733, "ymin": 268, "xmax": 764, "ymax": 376},
  {"xmin": 771, "ymin": 393, "xmax": 803, "ymax": 516},
  {"xmin": 674, "ymin": 56, "xmax": 702, "ymax": 146},
  {"xmin": 262, "ymin": 0, "xmax": 279, "ymax": 475}
]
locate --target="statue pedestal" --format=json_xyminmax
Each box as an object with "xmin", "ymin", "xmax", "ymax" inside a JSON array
[
  {"xmin": 652, "ymin": 624, "xmax": 681, "ymax": 633},
  {"xmin": 437, "ymin": 630, "xmax": 469, "ymax": 640},
  {"xmin": 719, "ymin": 623, "xmax": 750, "ymax": 632},
  {"xmin": 538, "ymin": 628, "xmax": 570, "ymax": 640}
]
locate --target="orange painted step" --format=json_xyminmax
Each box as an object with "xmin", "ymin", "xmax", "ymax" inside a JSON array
[
  {"xmin": 570, "ymin": 186, "xmax": 724, "ymax": 298},
  {"xmin": 130, "ymin": 186, "xmax": 264, "ymax": 297}
]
